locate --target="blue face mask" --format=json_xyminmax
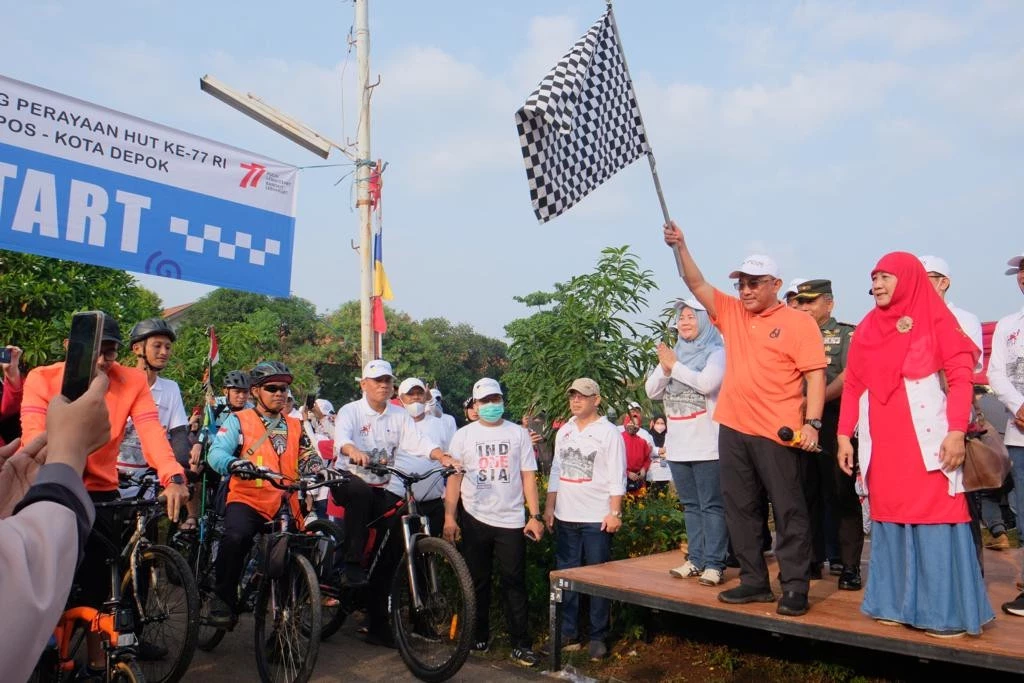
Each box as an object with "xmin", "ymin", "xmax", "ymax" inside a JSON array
[{"xmin": 477, "ymin": 402, "xmax": 505, "ymax": 423}]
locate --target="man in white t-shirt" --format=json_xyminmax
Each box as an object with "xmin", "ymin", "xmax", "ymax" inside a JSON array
[
  {"xmin": 117, "ymin": 319, "xmax": 190, "ymax": 503},
  {"xmin": 920, "ymin": 256, "xmax": 984, "ymax": 370},
  {"xmin": 428, "ymin": 387, "xmax": 458, "ymax": 443},
  {"xmin": 992, "ymin": 253, "xmax": 1024, "ymax": 617},
  {"xmin": 443, "ymin": 377, "xmax": 544, "ymax": 668},
  {"xmin": 544, "ymin": 378, "xmax": 625, "ymax": 661},
  {"xmin": 390, "ymin": 377, "xmax": 449, "ymax": 531}
]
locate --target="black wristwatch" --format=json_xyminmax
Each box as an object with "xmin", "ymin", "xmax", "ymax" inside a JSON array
[
  {"xmin": 804, "ymin": 419, "xmax": 823, "ymax": 431},
  {"xmin": 531, "ymin": 513, "xmax": 544, "ymax": 522},
  {"xmin": 169, "ymin": 474, "xmax": 186, "ymax": 485}
]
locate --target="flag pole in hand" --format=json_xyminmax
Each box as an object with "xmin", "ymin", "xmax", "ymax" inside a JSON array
[
  {"xmin": 604, "ymin": 2, "xmax": 684, "ymax": 277},
  {"xmin": 515, "ymin": 1, "xmax": 683, "ymax": 276}
]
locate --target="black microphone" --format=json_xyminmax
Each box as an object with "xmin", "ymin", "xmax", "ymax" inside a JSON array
[{"xmin": 778, "ymin": 426, "xmax": 823, "ymax": 453}]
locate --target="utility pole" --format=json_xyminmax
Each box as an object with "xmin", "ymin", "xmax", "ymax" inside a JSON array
[{"xmin": 355, "ymin": 0, "xmax": 373, "ymax": 368}]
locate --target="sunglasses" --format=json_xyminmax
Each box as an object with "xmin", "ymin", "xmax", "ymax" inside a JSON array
[
  {"xmin": 260, "ymin": 384, "xmax": 290, "ymax": 394},
  {"xmin": 733, "ymin": 277, "xmax": 773, "ymax": 291}
]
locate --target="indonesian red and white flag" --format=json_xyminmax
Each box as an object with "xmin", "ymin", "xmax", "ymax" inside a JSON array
[{"xmin": 207, "ymin": 326, "xmax": 220, "ymax": 366}]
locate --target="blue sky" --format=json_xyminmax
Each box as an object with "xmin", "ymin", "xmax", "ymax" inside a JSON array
[{"xmin": 3, "ymin": 0, "xmax": 1023, "ymax": 339}]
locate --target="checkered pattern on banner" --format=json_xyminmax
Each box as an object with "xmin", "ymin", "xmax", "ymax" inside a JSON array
[{"xmin": 515, "ymin": 9, "xmax": 650, "ymax": 223}]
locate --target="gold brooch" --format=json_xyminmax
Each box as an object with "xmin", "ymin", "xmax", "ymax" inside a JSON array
[{"xmin": 896, "ymin": 316, "xmax": 913, "ymax": 333}]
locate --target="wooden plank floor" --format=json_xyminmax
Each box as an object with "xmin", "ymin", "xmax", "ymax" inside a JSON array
[{"xmin": 550, "ymin": 543, "xmax": 1024, "ymax": 673}]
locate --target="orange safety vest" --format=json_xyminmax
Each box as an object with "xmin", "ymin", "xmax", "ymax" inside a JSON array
[{"xmin": 227, "ymin": 409, "xmax": 303, "ymax": 522}]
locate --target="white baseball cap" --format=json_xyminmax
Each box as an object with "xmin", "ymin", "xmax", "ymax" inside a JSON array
[
  {"xmin": 472, "ymin": 378, "xmax": 503, "ymax": 400},
  {"xmin": 627, "ymin": 401, "xmax": 642, "ymax": 411},
  {"xmin": 783, "ymin": 278, "xmax": 809, "ymax": 299},
  {"xmin": 728, "ymin": 254, "xmax": 781, "ymax": 280},
  {"xmin": 919, "ymin": 255, "xmax": 950, "ymax": 278},
  {"xmin": 430, "ymin": 388, "xmax": 443, "ymax": 400},
  {"xmin": 315, "ymin": 398, "xmax": 335, "ymax": 415},
  {"xmin": 398, "ymin": 377, "xmax": 426, "ymax": 395},
  {"xmin": 1006, "ymin": 253, "xmax": 1024, "ymax": 276},
  {"xmin": 361, "ymin": 359, "xmax": 394, "ymax": 380}
]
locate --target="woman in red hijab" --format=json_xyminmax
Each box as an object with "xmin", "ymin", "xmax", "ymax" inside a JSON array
[{"xmin": 837, "ymin": 252, "xmax": 992, "ymax": 637}]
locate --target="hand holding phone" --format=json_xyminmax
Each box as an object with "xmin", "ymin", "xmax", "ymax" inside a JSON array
[{"xmin": 0, "ymin": 348, "xmax": 11, "ymax": 365}]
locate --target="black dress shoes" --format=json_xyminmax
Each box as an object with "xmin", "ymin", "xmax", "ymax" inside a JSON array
[{"xmin": 838, "ymin": 567, "xmax": 862, "ymax": 591}]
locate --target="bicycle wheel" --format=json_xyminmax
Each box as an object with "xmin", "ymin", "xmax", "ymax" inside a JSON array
[
  {"xmin": 390, "ymin": 536, "xmax": 476, "ymax": 683},
  {"xmin": 303, "ymin": 519, "xmax": 348, "ymax": 640},
  {"xmin": 110, "ymin": 659, "xmax": 146, "ymax": 682},
  {"xmin": 253, "ymin": 553, "xmax": 322, "ymax": 683},
  {"xmin": 123, "ymin": 545, "xmax": 199, "ymax": 683}
]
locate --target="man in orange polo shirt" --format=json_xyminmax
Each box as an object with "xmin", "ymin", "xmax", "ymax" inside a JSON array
[
  {"xmin": 20, "ymin": 312, "xmax": 188, "ymax": 669},
  {"xmin": 664, "ymin": 222, "xmax": 826, "ymax": 618}
]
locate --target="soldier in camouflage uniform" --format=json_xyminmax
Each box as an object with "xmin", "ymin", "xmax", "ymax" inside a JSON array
[{"xmin": 793, "ymin": 279, "xmax": 864, "ymax": 591}]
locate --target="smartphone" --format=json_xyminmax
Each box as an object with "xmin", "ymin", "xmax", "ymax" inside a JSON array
[
  {"xmin": 61, "ymin": 311, "xmax": 104, "ymax": 401},
  {"xmin": 528, "ymin": 415, "xmax": 544, "ymax": 437},
  {"xmin": 0, "ymin": 348, "xmax": 10, "ymax": 364},
  {"xmin": 305, "ymin": 393, "xmax": 316, "ymax": 410}
]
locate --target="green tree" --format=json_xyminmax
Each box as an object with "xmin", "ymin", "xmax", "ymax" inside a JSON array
[
  {"xmin": 167, "ymin": 290, "xmax": 322, "ymax": 409},
  {"xmin": 503, "ymin": 246, "xmax": 659, "ymax": 424},
  {"xmin": 0, "ymin": 251, "xmax": 162, "ymax": 368},
  {"xmin": 418, "ymin": 317, "xmax": 508, "ymax": 417}
]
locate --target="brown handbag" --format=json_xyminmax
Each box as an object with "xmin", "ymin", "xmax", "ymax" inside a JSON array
[{"xmin": 963, "ymin": 411, "xmax": 1011, "ymax": 493}]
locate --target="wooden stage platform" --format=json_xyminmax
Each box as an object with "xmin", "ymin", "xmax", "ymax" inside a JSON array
[{"xmin": 548, "ymin": 544, "xmax": 1024, "ymax": 674}]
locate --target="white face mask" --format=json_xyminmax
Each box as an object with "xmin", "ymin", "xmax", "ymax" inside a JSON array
[{"xmin": 405, "ymin": 401, "xmax": 426, "ymax": 418}]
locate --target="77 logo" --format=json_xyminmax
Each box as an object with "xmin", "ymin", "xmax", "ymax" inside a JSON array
[{"xmin": 239, "ymin": 162, "xmax": 267, "ymax": 188}]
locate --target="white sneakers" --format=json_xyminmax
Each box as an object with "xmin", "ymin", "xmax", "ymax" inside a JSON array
[
  {"xmin": 669, "ymin": 561, "xmax": 723, "ymax": 586},
  {"xmin": 669, "ymin": 560, "xmax": 701, "ymax": 578},
  {"xmin": 698, "ymin": 568, "xmax": 723, "ymax": 586}
]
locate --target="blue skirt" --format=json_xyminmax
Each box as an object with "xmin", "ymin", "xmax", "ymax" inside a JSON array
[{"xmin": 862, "ymin": 521, "xmax": 994, "ymax": 634}]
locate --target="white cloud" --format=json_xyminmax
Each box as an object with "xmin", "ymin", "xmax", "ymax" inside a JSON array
[
  {"xmin": 722, "ymin": 61, "xmax": 909, "ymax": 132},
  {"xmin": 795, "ymin": 2, "xmax": 965, "ymax": 52},
  {"xmin": 929, "ymin": 49, "xmax": 1024, "ymax": 128}
]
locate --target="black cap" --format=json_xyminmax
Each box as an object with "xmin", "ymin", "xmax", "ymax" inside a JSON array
[
  {"xmin": 100, "ymin": 313, "xmax": 122, "ymax": 345},
  {"xmin": 794, "ymin": 279, "xmax": 833, "ymax": 300}
]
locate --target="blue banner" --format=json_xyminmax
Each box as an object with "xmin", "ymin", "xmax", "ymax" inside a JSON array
[{"xmin": 0, "ymin": 75, "xmax": 298, "ymax": 296}]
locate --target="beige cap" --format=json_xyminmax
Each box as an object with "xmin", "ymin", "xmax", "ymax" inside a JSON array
[{"xmin": 567, "ymin": 377, "xmax": 600, "ymax": 396}]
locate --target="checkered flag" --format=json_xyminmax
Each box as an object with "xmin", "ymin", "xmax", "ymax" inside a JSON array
[{"xmin": 516, "ymin": 8, "xmax": 651, "ymax": 223}]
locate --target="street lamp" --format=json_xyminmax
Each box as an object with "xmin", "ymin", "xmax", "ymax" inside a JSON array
[{"xmin": 199, "ymin": 75, "xmax": 336, "ymax": 159}]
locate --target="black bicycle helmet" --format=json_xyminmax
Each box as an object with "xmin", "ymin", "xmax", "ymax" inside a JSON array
[
  {"xmin": 129, "ymin": 318, "xmax": 176, "ymax": 345},
  {"xmin": 223, "ymin": 370, "xmax": 250, "ymax": 390},
  {"xmin": 100, "ymin": 313, "xmax": 122, "ymax": 346},
  {"xmin": 248, "ymin": 360, "xmax": 292, "ymax": 387}
]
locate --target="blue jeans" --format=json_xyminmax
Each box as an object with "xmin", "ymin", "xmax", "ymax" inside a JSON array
[
  {"xmin": 1010, "ymin": 446, "xmax": 1024, "ymax": 575},
  {"xmin": 555, "ymin": 521, "xmax": 611, "ymax": 642},
  {"xmin": 669, "ymin": 459, "xmax": 728, "ymax": 571}
]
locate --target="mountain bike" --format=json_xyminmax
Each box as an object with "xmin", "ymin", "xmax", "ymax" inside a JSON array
[
  {"xmin": 308, "ymin": 464, "xmax": 476, "ymax": 683},
  {"xmin": 31, "ymin": 483, "xmax": 197, "ymax": 683},
  {"xmin": 181, "ymin": 468, "xmax": 331, "ymax": 683}
]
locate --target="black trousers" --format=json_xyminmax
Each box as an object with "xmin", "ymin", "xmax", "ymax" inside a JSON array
[
  {"xmin": 328, "ymin": 475, "xmax": 374, "ymax": 565},
  {"xmin": 74, "ymin": 491, "xmax": 122, "ymax": 608},
  {"xmin": 459, "ymin": 509, "xmax": 530, "ymax": 648},
  {"xmin": 214, "ymin": 502, "xmax": 270, "ymax": 609},
  {"xmin": 366, "ymin": 493, "xmax": 445, "ymax": 635},
  {"xmin": 719, "ymin": 425, "xmax": 811, "ymax": 594},
  {"xmin": 817, "ymin": 405, "xmax": 865, "ymax": 570}
]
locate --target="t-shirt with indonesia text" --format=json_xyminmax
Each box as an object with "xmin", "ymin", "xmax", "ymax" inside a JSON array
[{"xmin": 449, "ymin": 419, "xmax": 537, "ymax": 529}]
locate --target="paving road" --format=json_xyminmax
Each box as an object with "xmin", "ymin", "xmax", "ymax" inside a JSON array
[{"xmin": 180, "ymin": 614, "xmax": 546, "ymax": 682}]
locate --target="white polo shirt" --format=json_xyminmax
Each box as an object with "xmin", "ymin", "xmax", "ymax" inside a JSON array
[
  {"xmin": 334, "ymin": 397, "xmax": 439, "ymax": 486},
  {"xmin": 989, "ymin": 306, "xmax": 1024, "ymax": 447},
  {"xmin": 948, "ymin": 301, "xmax": 984, "ymax": 372},
  {"xmin": 385, "ymin": 414, "xmax": 450, "ymax": 501}
]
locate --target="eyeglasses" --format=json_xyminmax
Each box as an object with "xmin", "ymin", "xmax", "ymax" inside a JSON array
[
  {"xmin": 733, "ymin": 277, "xmax": 773, "ymax": 291},
  {"xmin": 260, "ymin": 384, "xmax": 290, "ymax": 394},
  {"xmin": 99, "ymin": 348, "xmax": 119, "ymax": 361}
]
